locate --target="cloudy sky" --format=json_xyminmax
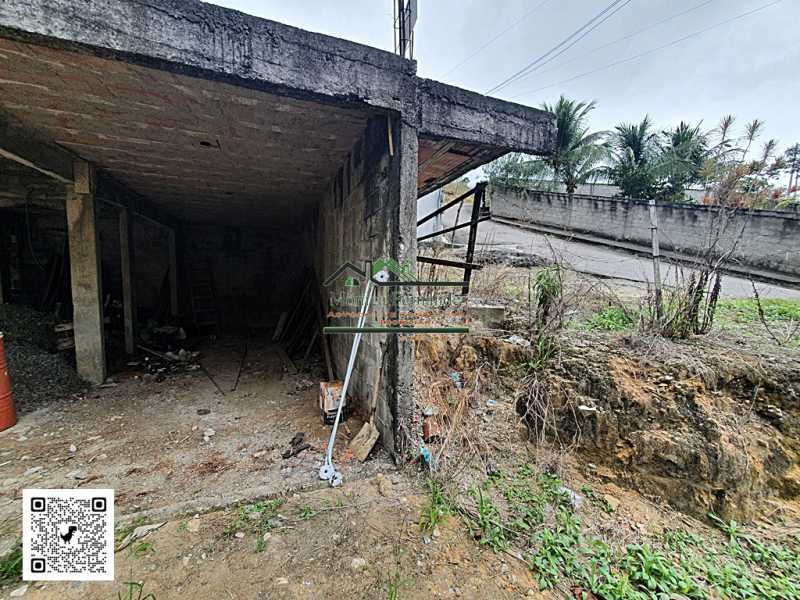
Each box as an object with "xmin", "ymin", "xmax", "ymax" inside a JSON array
[{"xmin": 212, "ymin": 0, "xmax": 799, "ymax": 156}]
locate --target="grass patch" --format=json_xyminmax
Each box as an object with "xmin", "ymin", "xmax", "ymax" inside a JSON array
[
  {"xmin": 0, "ymin": 541, "xmax": 22, "ymax": 586},
  {"xmin": 586, "ymin": 306, "xmax": 635, "ymax": 331},
  {"xmin": 717, "ymin": 298, "xmax": 800, "ymax": 324},
  {"xmin": 445, "ymin": 466, "xmax": 800, "ymax": 597}
]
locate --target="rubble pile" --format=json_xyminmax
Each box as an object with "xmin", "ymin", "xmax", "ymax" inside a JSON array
[{"xmin": 0, "ymin": 304, "xmax": 85, "ymax": 414}]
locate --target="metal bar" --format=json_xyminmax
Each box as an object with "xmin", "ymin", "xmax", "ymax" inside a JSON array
[
  {"xmin": 417, "ymin": 214, "xmax": 490, "ymax": 242},
  {"xmin": 417, "ymin": 185, "xmax": 477, "ymax": 227},
  {"xmin": 372, "ymin": 279, "xmax": 469, "ymax": 287},
  {"xmin": 463, "ymin": 183, "xmax": 487, "ymax": 295},
  {"xmin": 416, "ymin": 256, "xmax": 483, "ymax": 270},
  {"xmin": 324, "ymin": 326, "xmax": 470, "ymax": 334}
]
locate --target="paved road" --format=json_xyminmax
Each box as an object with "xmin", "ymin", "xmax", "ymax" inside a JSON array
[{"xmin": 436, "ymin": 208, "xmax": 800, "ymax": 300}]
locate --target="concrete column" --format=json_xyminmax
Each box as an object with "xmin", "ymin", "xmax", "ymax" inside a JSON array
[
  {"xmin": 167, "ymin": 228, "xmax": 178, "ymax": 317},
  {"xmin": 387, "ymin": 117, "xmax": 418, "ymax": 456},
  {"xmin": 119, "ymin": 205, "xmax": 136, "ymax": 354},
  {"xmin": 66, "ymin": 160, "xmax": 105, "ymax": 384}
]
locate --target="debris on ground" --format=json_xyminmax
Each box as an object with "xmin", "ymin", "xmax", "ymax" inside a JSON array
[
  {"xmin": 281, "ymin": 431, "xmax": 310, "ymax": 459},
  {"xmin": 475, "ymin": 247, "xmax": 552, "ymax": 268}
]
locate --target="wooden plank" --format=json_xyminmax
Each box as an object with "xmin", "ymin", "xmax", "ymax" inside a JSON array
[{"xmin": 119, "ymin": 205, "xmax": 136, "ymax": 354}]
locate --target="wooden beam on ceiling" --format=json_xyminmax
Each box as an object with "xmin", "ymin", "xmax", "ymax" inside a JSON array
[{"xmin": 0, "ymin": 119, "xmax": 75, "ymax": 184}]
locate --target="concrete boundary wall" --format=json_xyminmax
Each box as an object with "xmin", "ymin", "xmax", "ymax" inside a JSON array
[{"xmin": 489, "ymin": 186, "xmax": 800, "ymax": 282}]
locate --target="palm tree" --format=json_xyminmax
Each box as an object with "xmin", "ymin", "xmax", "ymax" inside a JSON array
[
  {"xmin": 607, "ymin": 116, "xmax": 661, "ymax": 199},
  {"xmin": 658, "ymin": 121, "xmax": 708, "ymax": 202},
  {"xmin": 539, "ymin": 96, "xmax": 608, "ymax": 198}
]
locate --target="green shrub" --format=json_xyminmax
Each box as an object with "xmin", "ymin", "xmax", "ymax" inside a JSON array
[{"xmin": 587, "ymin": 306, "xmax": 634, "ymax": 331}]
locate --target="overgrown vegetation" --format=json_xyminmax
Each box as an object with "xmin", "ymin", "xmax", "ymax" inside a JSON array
[
  {"xmin": 487, "ymin": 96, "xmax": 797, "ymax": 209},
  {"xmin": 433, "ymin": 465, "xmax": 800, "ymax": 598}
]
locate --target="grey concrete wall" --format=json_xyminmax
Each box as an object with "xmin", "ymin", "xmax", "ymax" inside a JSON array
[
  {"xmin": 315, "ymin": 115, "xmax": 417, "ymax": 454},
  {"xmin": 489, "ymin": 186, "xmax": 800, "ymax": 279}
]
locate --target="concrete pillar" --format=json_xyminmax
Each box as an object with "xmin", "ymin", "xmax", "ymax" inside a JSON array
[
  {"xmin": 119, "ymin": 205, "xmax": 136, "ymax": 354},
  {"xmin": 387, "ymin": 117, "xmax": 418, "ymax": 456},
  {"xmin": 167, "ymin": 229, "xmax": 178, "ymax": 317},
  {"xmin": 66, "ymin": 160, "xmax": 106, "ymax": 384}
]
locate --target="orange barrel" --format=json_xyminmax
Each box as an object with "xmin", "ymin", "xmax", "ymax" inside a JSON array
[{"xmin": 0, "ymin": 332, "xmax": 17, "ymax": 431}]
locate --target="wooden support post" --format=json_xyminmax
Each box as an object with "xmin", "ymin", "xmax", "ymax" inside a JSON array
[
  {"xmin": 167, "ymin": 228, "xmax": 178, "ymax": 317},
  {"xmin": 648, "ymin": 198, "xmax": 663, "ymax": 321},
  {"xmin": 66, "ymin": 160, "xmax": 106, "ymax": 384},
  {"xmin": 119, "ymin": 204, "xmax": 136, "ymax": 354}
]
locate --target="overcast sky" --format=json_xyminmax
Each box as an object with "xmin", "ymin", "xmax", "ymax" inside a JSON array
[{"xmin": 212, "ymin": 0, "xmax": 799, "ymax": 156}]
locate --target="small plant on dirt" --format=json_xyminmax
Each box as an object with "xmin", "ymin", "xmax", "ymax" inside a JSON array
[
  {"xmin": 463, "ymin": 486, "xmax": 508, "ymax": 552},
  {"xmin": 531, "ymin": 266, "xmax": 565, "ymax": 331},
  {"xmin": 419, "ymin": 479, "xmax": 453, "ymax": 533},
  {"xmin": 225, "ymin": 498, "xmax": 284, "ymax": 553},
  {"xmin": 297, "ymin": 505, "xmax": 316, "ymax": 520},
  {"xmin": 118, "ymin": 580, "xmax": 156, "ymax": 600},
  {"xmin": 580, "ymin": 485, "xmax": 614, "ymax": 514},
  {"xmin": 130, "ymin": 541, "xmax": 154, "ymax": 558},
  {"xmin": 0, "ymin": 541, "xmax": 22, "ymax": 585},
  {"xmin": 115, "ymin": 516, "xmax": 148, "ymax": 547},
  {"xmin": 586, "ymin": 306, "xmax": 635, "ymax": 331}
]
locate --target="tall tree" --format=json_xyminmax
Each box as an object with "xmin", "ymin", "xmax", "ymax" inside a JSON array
[
  {"xmin": 785, "ymin": 143, "xmax": 800, "ymax": 196},
  {"xmin": 607, "ymin": 116, "xmax": 662, "ymax": 199},
  {"xmin": 658, "ymin": 121, "xmax": 708, "ymax": 202},
  {"xmin": 540, "ymin": 96, "xmax": 608, "ymax": 198}
]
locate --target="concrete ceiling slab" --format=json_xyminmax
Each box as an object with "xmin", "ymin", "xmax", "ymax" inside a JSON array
[{"xmin": 0, "ymin": 38, "xmax": 372, "ymax": 225}]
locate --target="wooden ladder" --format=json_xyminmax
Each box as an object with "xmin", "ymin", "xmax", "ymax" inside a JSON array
[{"xmin": 190, "ymin": 258, "xmax": 218, "ymax": 334}]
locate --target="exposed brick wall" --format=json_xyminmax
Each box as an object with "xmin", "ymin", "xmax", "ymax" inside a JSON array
[{"xmin": 489, "ymin": 186, "xmax": 800, "ymax": 278}]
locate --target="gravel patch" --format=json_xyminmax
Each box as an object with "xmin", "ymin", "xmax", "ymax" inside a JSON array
[{"xmin": 0, "ymin": 304, "xmax": 86, "ymax": 415}]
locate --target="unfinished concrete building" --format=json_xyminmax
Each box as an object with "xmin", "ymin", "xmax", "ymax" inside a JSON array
[{"xmin": 0, "ymin": 0, "xmax": 554, "ymax": 456}]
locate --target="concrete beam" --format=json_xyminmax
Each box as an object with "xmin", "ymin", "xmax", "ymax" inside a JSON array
[
  {"xmin": 386, "ymin": 117, "xmax": 419, "ymax": 456},
  {"xmin": 119, "ymin": 204, "xmax": 136, "ymax": 354},
  {"xmin": 0, "ymin": 0, "xmax": 416, "ymax": 113},
  {"xmin": 417, "ymin": 79, "xmax": 556, "ymax": 154},
  {"xmin": 66, "ymin": 159, "xmax": 106, "ymax": 384},
  {"xmin": 0, "ymin": 119, "xmax": 74, "ymax": 184}
]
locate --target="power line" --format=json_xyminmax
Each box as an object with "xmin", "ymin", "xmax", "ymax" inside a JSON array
[
  {"xmin": 507, "ymin": 0, "xmax": 718, "ymax": 90},
  {"xmin": 510, "ymin": 0, "xmax": 783, "ymax": 99},
  {"xmin": 496, "ymin": 0, "xmax": 634, "ymax": 89},
  {"xmin": 485, "ymin": 0, "xmax": 633, "ymax": 96},
  {"xmin": 438, "ymin": 0, "xmax": 553, "ymax": 80}
]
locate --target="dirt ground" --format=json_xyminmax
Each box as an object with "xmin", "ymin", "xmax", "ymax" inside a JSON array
[
  {"xmin": 0, "ymin": 340, "xmax": 390, "ymax": 571},
  {"xmin": 2, "ymin": 258, "xmax": 799, "ymax": 598}
]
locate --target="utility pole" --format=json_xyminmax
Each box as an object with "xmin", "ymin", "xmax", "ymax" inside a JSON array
[
  {"xmin": 648, "ymin": 198, "xmax": 663, "ymax": 321},
  {"xmin": 394, "ymin": 0, "xmax": 417, "ymax": 59}
]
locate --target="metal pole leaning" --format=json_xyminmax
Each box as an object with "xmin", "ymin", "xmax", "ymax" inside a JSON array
[{"xmin": 319, "ymin": 276, "xmax": 376, "ymax": 487}]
